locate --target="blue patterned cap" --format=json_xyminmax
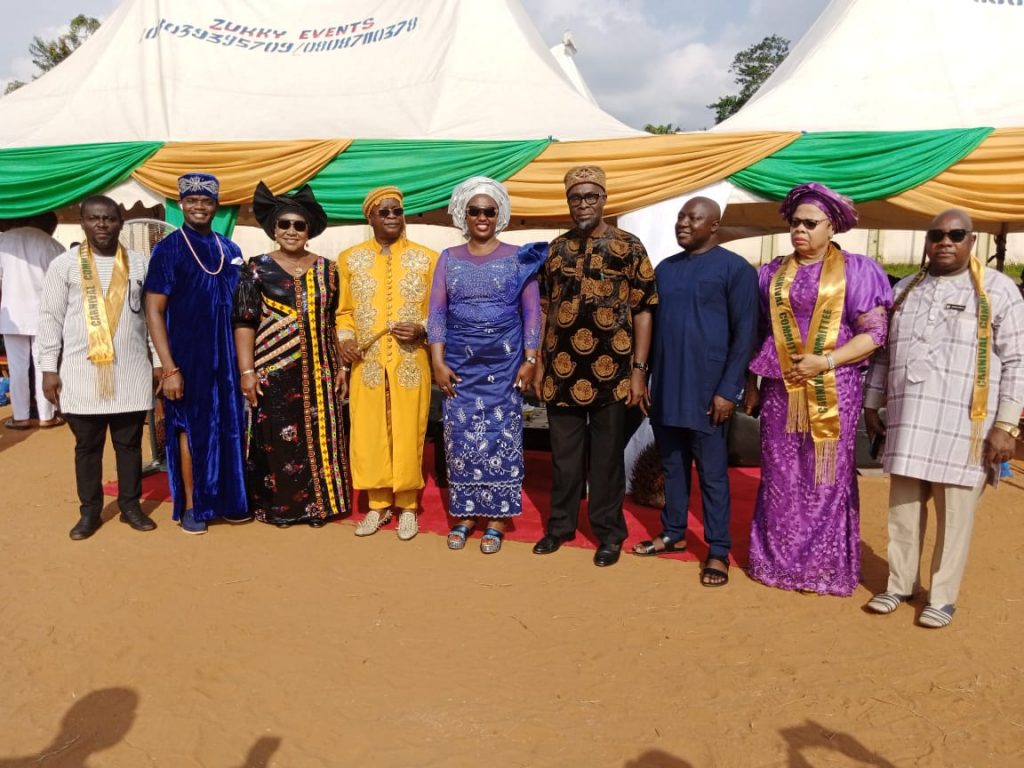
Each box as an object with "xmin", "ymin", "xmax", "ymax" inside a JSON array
[{"xmin": 177, "ymin": 172, "xmax": 220, "ymax": 201}]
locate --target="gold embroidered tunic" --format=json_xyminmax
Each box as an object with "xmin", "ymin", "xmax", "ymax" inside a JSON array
[{"xmin": 336, "ymin": 237, "xmax": 439, "ymax": 497}]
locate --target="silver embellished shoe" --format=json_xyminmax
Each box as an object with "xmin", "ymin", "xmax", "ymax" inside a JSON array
[
  {"xmin": 396, "ymin": 509, "xmax": 419, "ymax": 541},
  {"xmin": 355, "ymin": 508, "xmax": 392, "ymax": 537}
]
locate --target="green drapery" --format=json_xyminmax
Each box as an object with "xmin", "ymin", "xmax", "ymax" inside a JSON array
[
  {"xmin": 307, "ymin": 139, "xmax": 552, "ymax": 220},
  {"xmin": 729, "ymin": 128, "xmax": 993, "ymax": 201},
  {"xmin": 0, "ymin": 142, "xmax": 163, "ymax": 218},
  {"xmin": 164, "ymin": 199, "xmax": 239, "ymax": 238}
]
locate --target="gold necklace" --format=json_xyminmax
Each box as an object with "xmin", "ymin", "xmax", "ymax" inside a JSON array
[{"xmin": 180, "ymin": 227, "xmax": 225, "ymax": 276}]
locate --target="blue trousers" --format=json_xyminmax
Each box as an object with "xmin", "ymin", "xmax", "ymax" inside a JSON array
[{"xmin": 652, "ymin": 422, "xmax": 731, "ymax": 561}]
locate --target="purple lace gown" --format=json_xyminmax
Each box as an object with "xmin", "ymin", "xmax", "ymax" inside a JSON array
[
  {"xmin": 747, "ymin": 251, "xmax": 892, "ymax": 596},
  {"xmin": 426, "ymin": 242, "xmax": 544, "ymax": 519}
]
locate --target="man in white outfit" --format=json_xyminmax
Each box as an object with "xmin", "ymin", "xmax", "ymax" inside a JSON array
[
  {"xmin": 0, "ymin": 212, "xmax": 65, "ymax": 429},
  {"xmin": 864, "ymin": 209, "xmax": 1024, "ymax": 628}
]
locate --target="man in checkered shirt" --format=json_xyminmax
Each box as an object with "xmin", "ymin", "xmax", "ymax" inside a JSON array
[{"xmin": 863, "ymin": 208, "xmax": 1024, "ymax": 629}]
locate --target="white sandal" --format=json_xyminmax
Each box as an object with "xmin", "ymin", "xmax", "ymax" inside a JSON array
[
  {"xmin": 919, "ymin": 604, "xmax": 955, "ymax": 629},
  {"xmin": 396, "ymin": 509, "xmax": 419, "ymax": 541},
  {"xmin": 866, "ymin": 592, "xmax": 912, "ymax": 615},
  {"xmin": 355, "ymin": 508, "xmax": 392, "ymax": 537}
]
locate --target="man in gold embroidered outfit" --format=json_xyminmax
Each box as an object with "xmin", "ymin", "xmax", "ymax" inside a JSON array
[{"xmin": 337, "ymin": 187, "xmax": 439, "ymax": 540}]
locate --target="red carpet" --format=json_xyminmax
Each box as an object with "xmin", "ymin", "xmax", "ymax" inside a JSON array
[{"xmin": 105, "ymin": 444, "xmax": 759, "ymax": 565}]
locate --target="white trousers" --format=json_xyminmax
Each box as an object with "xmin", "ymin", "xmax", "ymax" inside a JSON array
[
  {"xmin": 3, "ymin": 334, "xmax": 54, "ymax": 422},
  {"xmin": 886, "ymin": 473, "xmax": 986, "ymax": 608}
]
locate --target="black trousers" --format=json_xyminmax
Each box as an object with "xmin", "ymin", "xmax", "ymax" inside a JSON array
[
  {"xmin": 546, "ymin": 401, "xmax": 628, "ymax": 549},
  {"xmin": 64, "ymin": 411, "xmax": 147, "ymax": 518}
]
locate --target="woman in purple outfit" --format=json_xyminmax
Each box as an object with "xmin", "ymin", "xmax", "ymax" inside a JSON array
[{"xmin": 744, "ymin": 183, "xmax": 892, "ymax": 595}]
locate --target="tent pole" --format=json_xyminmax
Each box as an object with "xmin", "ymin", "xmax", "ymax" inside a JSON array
[{"xmin": 994, "ymin": 223, "xmax": 1008, "ymax": 272}]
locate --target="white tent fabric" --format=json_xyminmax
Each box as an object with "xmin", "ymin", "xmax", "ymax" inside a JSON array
[
  {"xmin": 548, "ymin": 32, "xmax": 598, "ymax": 105},
  {"xmin": 0, "ymin": 0, "xmax": 639, "ymax": 148},
  {"xmin": 715, "ymin": 0, "xmax": 1024, "ymax": 133}
]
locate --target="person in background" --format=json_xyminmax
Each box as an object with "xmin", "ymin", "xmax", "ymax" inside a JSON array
[{"xmin": 0, "ymin": 211, "xmax": 65, "ymax": 429}]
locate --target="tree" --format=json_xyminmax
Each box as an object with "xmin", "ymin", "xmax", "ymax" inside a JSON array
[
  {"xmin": 4, "ymin": 15, "xmax": 101, "ymax": 95},
  {"xmin": 707, "ymin": 34, "xmax": 790, "ymax": 124},
  {"xmin": 644, "ymin": 123, "xmax": 680, "ymax": 135}
]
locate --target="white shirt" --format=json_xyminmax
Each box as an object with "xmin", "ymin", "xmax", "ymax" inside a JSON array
[
  {"xmin": 0, "ymin": 226, "xmax": 66, "ymax": 335},
  {"xmin": 37, "ymin": 247, "xmax": 159, "ymax": 415}
]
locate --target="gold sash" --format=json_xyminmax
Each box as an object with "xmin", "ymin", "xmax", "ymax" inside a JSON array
[
  {"xmin": 79, "ymin": 241, "xmax": 129, "ymax": 399},
  {"xmin": 769, "ymin": 243, "xmax": 846, "ymax": 484}
]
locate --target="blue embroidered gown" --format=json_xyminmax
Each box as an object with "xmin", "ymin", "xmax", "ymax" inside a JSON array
[
  {"xmin": 427, "ymin": 242, "xmax": 545, "ymax": 519},
  {"xmin": 144, "ymin": 225, "xmax": 248, "ymax": 522}
]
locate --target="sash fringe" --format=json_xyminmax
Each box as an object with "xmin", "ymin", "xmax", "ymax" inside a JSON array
[
  {"xmin": 786, "ymin": 389, "xmax": 809, "ymax": 433},
  {"xmin": 97, "ymin": 364, "xmax": 115, "ymax": 400},
  {"xmin": 814, "ymin": 438, "xmax": 838, "ymax": 486},
  {"xmin": 969, "ymin": 421, "xmax": 984, "ymax": 466}
]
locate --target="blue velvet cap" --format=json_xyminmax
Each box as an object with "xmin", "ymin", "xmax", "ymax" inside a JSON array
[{"xmin": 177, "ymin": 172, "xmax": 220, "ymax": 201}]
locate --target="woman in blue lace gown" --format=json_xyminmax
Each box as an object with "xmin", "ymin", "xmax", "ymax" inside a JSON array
[{"xmin": 427, "ymin": 177, "xmax": 546, "ymax": 554}]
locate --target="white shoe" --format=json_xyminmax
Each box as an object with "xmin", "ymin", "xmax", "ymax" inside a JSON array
[
  {"xmin": 355, "ymin": 508, "xmax": 392, "ymax": 537},
  {"xmin": 396, "ymin": 509, "xmax": 418, "ymax": 541}
]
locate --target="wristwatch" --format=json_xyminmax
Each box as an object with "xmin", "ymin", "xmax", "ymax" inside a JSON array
[
  {"xmin": 525, "ymin": 356, "xmax": 537, "ymax": 365},
  {"xmin": 633, "ymin": 361, "xmax": 649, "ymax": 372},
  {"xmin": 993, "ymin": 421, "xmax": 1022, "ymax": 439}
]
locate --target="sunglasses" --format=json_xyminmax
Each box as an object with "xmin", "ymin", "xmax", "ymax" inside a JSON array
[
  {"xmin": 789, "ymin": 217, "xmax": 829, "ymax": 231},
  {"xmin": 376, "ymin": 206, "xmax": 404, "ymax": 218},
  {"xmin": 925, "ymin": 228, "xmax": 972, "ymax": 244},
  {"xmin": 567, "ymin": 192, "xmax": 604, "ymax": 207},
  {"xmin": 467, "ymin": 206, "xmax": 497, "ymax": 218},
  {"xmin": 276, "ymin": 219, "xmax": 308, "ymax": 232}
]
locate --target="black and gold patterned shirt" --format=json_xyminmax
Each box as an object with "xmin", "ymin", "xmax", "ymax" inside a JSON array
[{"xmin": 540, "ymin": 225, "xmax": 658, "ymax": 407}]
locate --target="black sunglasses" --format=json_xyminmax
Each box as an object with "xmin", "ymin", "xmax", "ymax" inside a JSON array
[
  {"xmin": 567, "ymin": 192, "xmax": 604, "ymax": 207},
  {"xmin": 467, "ymin": 206, "xmax": 497, "ymax": 218},
  {"xmin": 376, "ymin": 206, "xmax": 404, "ymax": 218},
  {"xmin": 276, "ymin": 219, "xmax": 308, "ymax": 232},
  {"xmin": 925, "ymin": 228, "xmax": 972, "ymax": 244},
  {"xmin": 789, "ymin": 217, "xmax": 829, "ymax": 231}
]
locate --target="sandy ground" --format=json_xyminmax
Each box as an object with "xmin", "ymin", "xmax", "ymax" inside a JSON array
[{"xmin": 1, "ymin": 405, "xmax": 1022, "ymax": 768}]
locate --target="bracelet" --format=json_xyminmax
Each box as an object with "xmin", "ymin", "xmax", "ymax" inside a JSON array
[
  {"xmin": 524, "ymin": 356, "xmax": 537, "ymax": 365},
  {"xmin": 825, "ymin": 354, "xmax": 836, "ymax": 371},
  {"xmin": 240, "ymin": 369, "xmax": 256, "ymax": 376},
  {"xmin": 633, "ymin": 361, "xmax": 649, "ymax": 372},
  {"xmin": 161, "ymin": 367, "xmax": 181, "ymax": 380},
  {"xmin": 341, "ymin": 365, "xmax": 351, "ymax": 373}
]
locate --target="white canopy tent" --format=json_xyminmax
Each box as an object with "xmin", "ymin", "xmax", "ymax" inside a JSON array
[{"xmin": 0, "ymin": 0, "xmax": 640, "ymax": 148}]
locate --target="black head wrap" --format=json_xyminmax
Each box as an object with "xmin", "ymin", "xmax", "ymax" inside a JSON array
[{"xmin": 252, "ymin": 181, "xmax": 328, "ymax": 239}]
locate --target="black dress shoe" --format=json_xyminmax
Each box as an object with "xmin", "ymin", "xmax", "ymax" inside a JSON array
[
  {"xmin": 593, "ymin": 546, "xmax": 621, "ymax": 567},
  {"xmin": 69, "ymin": 515, "xmax": 101, "ymax": 541},
  {"xmin": 533, "ymin": 534, "xmax": 566, "ymax": 555},
  {"xmin": 119, "ymin": 508, "xmax": 156, "ymax": 532}
]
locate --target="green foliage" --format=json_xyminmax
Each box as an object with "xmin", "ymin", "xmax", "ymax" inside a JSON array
[
  {"xmin": 644, "ymin": 123, "xmax": 680, "ymax": 135},
  {"xmin": 4, "ymin": 14, "xmax": 100, "ymax": 95},
  {"xmin": 708, "ymin": 34, "xmax": 790, "ymax": 124}
]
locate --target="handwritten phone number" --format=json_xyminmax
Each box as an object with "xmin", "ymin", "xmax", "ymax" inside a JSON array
[{"xmin": 142, "ymin": 18, "xmax": 419, "ymax": 54}]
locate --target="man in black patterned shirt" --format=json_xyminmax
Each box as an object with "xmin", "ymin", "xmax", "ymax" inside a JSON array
[{"xmin": 532, "ymin": 165, "xmax": 658, "ymax": 567}]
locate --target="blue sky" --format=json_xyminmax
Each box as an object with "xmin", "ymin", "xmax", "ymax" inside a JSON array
[{"xmin": 0, "ymin": 0, "xmax": 829, "ymax": 130}]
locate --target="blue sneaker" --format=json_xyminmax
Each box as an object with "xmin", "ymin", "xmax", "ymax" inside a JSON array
[{"xmin": 181, "ymin": 508, "xmax": 207, "ymax": 535}]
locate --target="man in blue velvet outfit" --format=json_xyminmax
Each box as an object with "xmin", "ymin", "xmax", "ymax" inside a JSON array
[
  {"xmin": 144, "ymin": 173, "xmax": 249, "ymax": 533},
  {"xmin": 637, "ymin": 197, "xmax": 758, "ymax": 586}
]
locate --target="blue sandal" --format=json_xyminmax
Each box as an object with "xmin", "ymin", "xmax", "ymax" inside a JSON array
[
  {"xmin": 480, "ymin": 527, "xmax": 505, "ymax": 554},
  {"xmin": 447, "ymin": 524, "xmax": 473, "ymax": 550}
]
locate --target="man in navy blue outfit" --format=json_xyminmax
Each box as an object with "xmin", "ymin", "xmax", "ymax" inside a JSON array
[{"xmin": 636, "ymin": 197, "xmax": 758, "ymax": 587}]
